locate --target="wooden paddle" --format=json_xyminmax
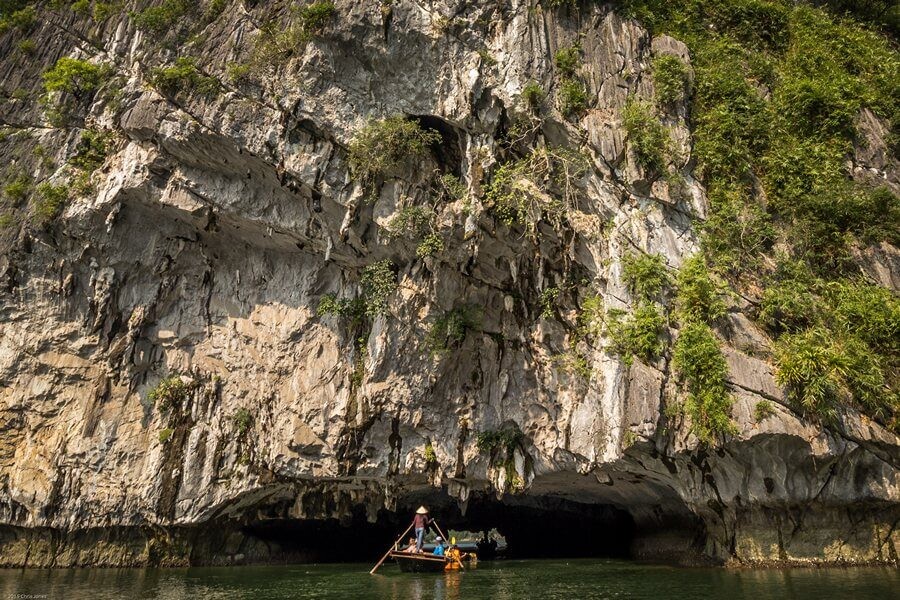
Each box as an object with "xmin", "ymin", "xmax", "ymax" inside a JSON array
[
  {"xmin": 432, "ymin": 521, "xmax": 465, "ymax": 571},
  {"xmin": 369, "ymin": 522, "xmax": 413, "ymax": 575}
]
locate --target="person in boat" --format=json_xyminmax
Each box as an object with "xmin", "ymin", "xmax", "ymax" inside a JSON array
[
  {"xmin": 445, "ymin": 539, "xmax": 462, "ymax": 570},
  {"xmin": 412, "ymin": 506, "xmax": 433, "ymax": 552},
  {"xmin": 433, "ymin": 536, "xmax": 445, "ymax": 556},
  {"xmin": 402, "ymin": 537, "xmax": 417, "ymax": 553}
]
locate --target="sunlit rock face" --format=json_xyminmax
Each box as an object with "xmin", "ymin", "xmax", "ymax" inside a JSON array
[{"xmin": 0, "ymin": 0, "xmax": 896, "ymax": 567}]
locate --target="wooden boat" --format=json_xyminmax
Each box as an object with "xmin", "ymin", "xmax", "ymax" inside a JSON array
[{"xmin": 389, "ymin": 550, "xmax": 448, "ymax": 572}]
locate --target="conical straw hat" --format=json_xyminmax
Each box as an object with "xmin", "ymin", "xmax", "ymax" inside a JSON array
[{"xmin": 416, "ymin": 506, "xmax": 429, "ymax": 514}]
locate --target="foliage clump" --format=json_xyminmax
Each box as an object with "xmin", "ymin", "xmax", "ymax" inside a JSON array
[
  {"xmin": 360, "ymin": 259, "xmax": 397, "ymax": 317},
  {"xmin": 622, "ymin": 97, "xmax": 670, "ymax": 175},
  {"xmin": 43, "ymin": 58, "xmax": 111, "ymax": 97},
  {"xmin": 232, "ymin": 408, "xmax": 252, "ymax": 435},
  {"xmin": 131, "ymin": 0, "xmax": 189, "ymax": 34},
  {"xmin": 383, "ymin": 206, "xmax": 431, "ymax": 240},
  {"xmin": 484, "ymin": 146, "xmax": 588, "ymax": 231},
  {"xmin": 476, "ymin": 426, "xmax": 523, "ymax": 455},
  {"xmin": 149, "ymin": 58, "xmax": 220, "ymax": 96},
  {"xmin": 672, "ymin": 321, "xmax": 737, "ymax": 444},
  {"xmin": 621, "ymin": 253, "xmax": 670, "ymax": 303},
  {"xmin": 425, "ymin": 306, "xmax": 481, "ymax": 356},
  {"xmin": 605, "ymin": 303, "xmax": 667, "ymax": 366},
  {"xmin": 348, "ymin": 117, "xmax": 441, "ymax": 185},
  {"xmin": 521, "ymin": 80, "xmax": 545, "ymax": 111},
  {"xmin": 147, "ymin": 376, "xmax": 192, "ymax": 413},
  {"xmin": 32, "ymin": 183, "xmax": 69, "ymax": 226},
  {"xmin": 652, "ymin": 54, "xmax": 688, "ymax": 106},
  {"xmin": 2, "ymin": 173, "xmax": 31, "ymax": 205},
  {"xmin": 675, "ymin": 255, "xmax": 726, "ymax": 324},
  {"xmin": 754, "ymin": 399, "xmax": 776, "ymax": 422}
]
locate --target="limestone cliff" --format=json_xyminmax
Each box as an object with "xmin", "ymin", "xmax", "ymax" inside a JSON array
[{"xmin": 0, "ymin": 0, "xmax": 897, "ymax": 567}]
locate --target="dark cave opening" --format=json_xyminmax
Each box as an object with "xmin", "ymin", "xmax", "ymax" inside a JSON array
[{"xmin": 239, "ymin": 494, "xmax": 644, "ymax": 563}]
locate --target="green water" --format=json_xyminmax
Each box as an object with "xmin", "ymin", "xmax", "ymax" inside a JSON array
[{"xmin": 1, "ymin": 560, "xmax": 897, "ymax": 600}]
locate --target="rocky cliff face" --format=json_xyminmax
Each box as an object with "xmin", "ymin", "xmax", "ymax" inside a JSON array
[{"xmin": 0, "ymin": 0, "xmax": 897, "ymax": 567}]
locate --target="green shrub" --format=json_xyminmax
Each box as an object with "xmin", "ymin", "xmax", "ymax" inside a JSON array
[
  {"xmin": 437, "ymin": 174, "xmax": 466, "ymax": 203},
  {"xmin": 225, "ymin": 62, "xmax": 251, "ymax": 84},
  {"xmin": 476, "ymin": 426, "xmax": 522, "ymax": 455},
  {"xmin": 149, "ymin": 57, "xmax": 220, "ymax": 96},
  {"xmin": 424, "ymin": 442, "xmax": 437, "ymax": 465},
  {"xmin": 700, "ymin": 184, "xmax": 774, "ymax": 275},
  {"xmin": 539, "ymin": 286, "xmax": 560, "ymax": 319},
  {"xmin": 759, "ymin": 278, "xmax": 818, "ymax": 334},
  {"xmin": 554, "ymin": 44, "xmax": 580, "ymax": 77},
  {"xmin": 0, "ymin": 212, "xmax": 16, "ymax": 229},
  {"xmin": 652, "ymin": 54, "xmax": 688, "ymax": 106},
  {"xmin": 521, "ymin": 80, "xmax": 545, "ymax": 111},
  {"xmin": 69, "ymin": 129, "xmax": 115, "ymax": 173},
  {"xmin": 3, "ymin": 174, "xmax": 31, "ymax": 205},
  {"xmin": 348, "ymin": 117, "xmax": 441, "ymax": 183},
  {"xmin": 825, "ymin": 280, "xmax": 900, "ymax": 355},
  {"xmin": 484, "ymin": 146, "xmax": 587, "ymax": 230},
  {"xmin": 425, "ymin": 305, "xmax": 480, "ymax": 356},
  {"xmin": 317, "ymin": 294, "xmax": 365, "ymax": 324},
  {"xmin": 754, "ymin": 399, "xmax": 776, "ymax": 422},
  {"xmin": 297, "ymin": 1, "xmax": 335, "ymax": 37},
  {"xmin": 672, "ymin": 321, "xmax": 736, "ymax": 444},
  {"xmin": 0, "ymin": 5, "xmax": 34, "ymax": 32},
  {"xmin": 774, "ymin": 327, "xmax": 892, "ymax": 424},
  {"xmin": 147, "ymin": 376, "xmax": 191, "ymax": 413},
  {"xmin": 32, "ymin": 183, "xmax": 68, "ymax": 225},
  {"xmin": 621, "ymin": 253, "xmax": 670, "ymax": 302},
  {"xmin": 158, "ymin": 428, "xmax": 174, "ymax": 443},
  {"xmin": 416, "ymin": 232, "xmax": 444, "ymax": 258},
  {"xmin": 558, "ymin": 78, "xmax": 588, "ymax": 117},
  {"xmin": 605, "ymin": 303, "xmax": 667, "ymax": 366},
  {"xmin": 43, "ymin": 58, "xmax": 111, "ymax": 97},
  {"xmin": 383, "ymin": 206, "xmax": 431, "ymax": 240},
  {"xmin": 16, "ymin": 38, "xmax": 35, "ymax": 54},
  {"xmin": 232, "ymin": 408, "xmax": 252, "ymax": 435},
  {"xmin": 361, "ymin": 259, "xmax": 397, "ymax": 316},
  {"xmin": 622, "ymin": 97, "xmax": 669, "ymax": 175},
  {"xmin": 675, "ymin": 255, "xmax": 726, "ymax": 324},
  {"xmin": 131, "ymin": 0, "xmax": 190, "ymax": 34}
]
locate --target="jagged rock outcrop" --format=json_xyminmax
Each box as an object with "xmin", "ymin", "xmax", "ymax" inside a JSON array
[{"xmin": 0, "ymin": 0, "xmax": 897, "ymax": 567}]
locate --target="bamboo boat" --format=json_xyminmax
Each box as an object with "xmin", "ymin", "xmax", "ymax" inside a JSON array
[{"xmin": 389, "ymin": 551, "xmax": 448, "ymax": 572}]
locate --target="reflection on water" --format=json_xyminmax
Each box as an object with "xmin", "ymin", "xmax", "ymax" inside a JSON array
[{"xmin": 1, "ymin": 559, "xmax": 897, "ymax": 600}]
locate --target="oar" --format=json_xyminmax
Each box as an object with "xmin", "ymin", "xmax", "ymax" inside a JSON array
[
  {"xmin": 370, "ymin": 522, "xmax": 413, "ymax": 575},
  {"xmin": 432, "ymin": 521, "xmax": 465, "ymax": 571}
]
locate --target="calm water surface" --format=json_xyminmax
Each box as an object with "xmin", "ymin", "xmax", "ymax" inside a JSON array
[{"xmin": 1, "ymin": 560, "xmax": 897, "ymax": 600}]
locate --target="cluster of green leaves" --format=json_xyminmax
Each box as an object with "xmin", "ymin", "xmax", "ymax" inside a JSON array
[
  {"xmin": 622, "ymin": 97, "xmax": 670, "ymax": 176},
  {"xmin": 521, "ymin": 81, "xmax": 545, "ymax": 111},
  {"xmin": 31, "ymin": 182, "xmax": 68, "ymax": 226},
  {"xmin": 0, "ymin": 2, "xmax": 33, "ymax": 34},
  {"xmin": 618, "ymin": 0, "xmax": 899, "ymax": 271},
  {"xmin": 416, "ymin": 232, "xmax": 444, "ymax": 258},
  {"xmin": 754, "ymin": 399, "xmax": 776, "ymax": 422},
  {"xmin": 70, "ymin": 128, "xmax": 114, "ymax": 174},
  {"xmin": 484, "ymin": 146, "xmax": 588, "ymax": 230},
  {"xmin": 605, "ymin": 303, "xmax": 667, "ymax": 366},
  {"xmin": 759, "ymin": 260, "xmax": 898, "ymax": 429},
  {"xmin": 424, "ymin": 442, "xmax": 437, "ymax": 465},
  {"xmin": 249, "ymin": 1, "xmax": 336, "ymax": 66},
  {"xmin": 539, "ymin": 286, "xmax": 560, "ymax": 319},
  {"xmin": 425, "ymin": 305, "xmax": 481, "ymax": 356},
  {"xmin": 158, "ymin": 427, "xmax": 174, "ymax": 443},
  {"xmin": 476, "ymin": 426, "xmax": 523, "ymax": 456},
  {"xmin": 670, "ymin": 255, "xmax": 734, "ymax": 443},
  {"xmin": 674, "ymin": 255, "xmax": 726, "ymax": 324},
  {"xmin": 149, "ymin": 57, "xmax": 220, "ymax": 96},
  {"xmin": 43, "ymin": 57, "xmax": 111, "ymax": 97},
  {"xmin": 348, "ymin": 117, "xmax": 441, "ymax": 184},
  {"xmin": 317, "ymin": 293, "xmax": 366, "ymax": 323},
  {"xmin": 360, "ymin": 259, "xmax": 397, "ymax": 317},
  {"xmin": 232, "ymin": 408, "xmax": 252, "ymax": 435},
  {"xmin": 2, "ymin": 173, "xmax": 31, "ymax": 206},
  {"xmin": 131, "ymin": 0, "xmax": 189, "ymax": 34},
  {"xmin": 700, "ymin": 185, "xmax": 774, "ymax": 275},
  {"xmin": 652, "ymin": 54, "xmax": 688, "ymax": 106},
  {"xmin": 621, "ymin": 253, "xmax": 670, "ymax": 302},
  {"xmin": 672, "ymin": 320, "xmax": 737, "ymax": 444},
  {"xmin": 383, "ymin": 206, "xmax": 431, "ymax": 240},
  {"xmin": 554, "ymin": 44, "xmax": 588, "ymax": 117},
  {"xmin": 147, "ymin": 376, "xmax": 192, "ymax": 413}
]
